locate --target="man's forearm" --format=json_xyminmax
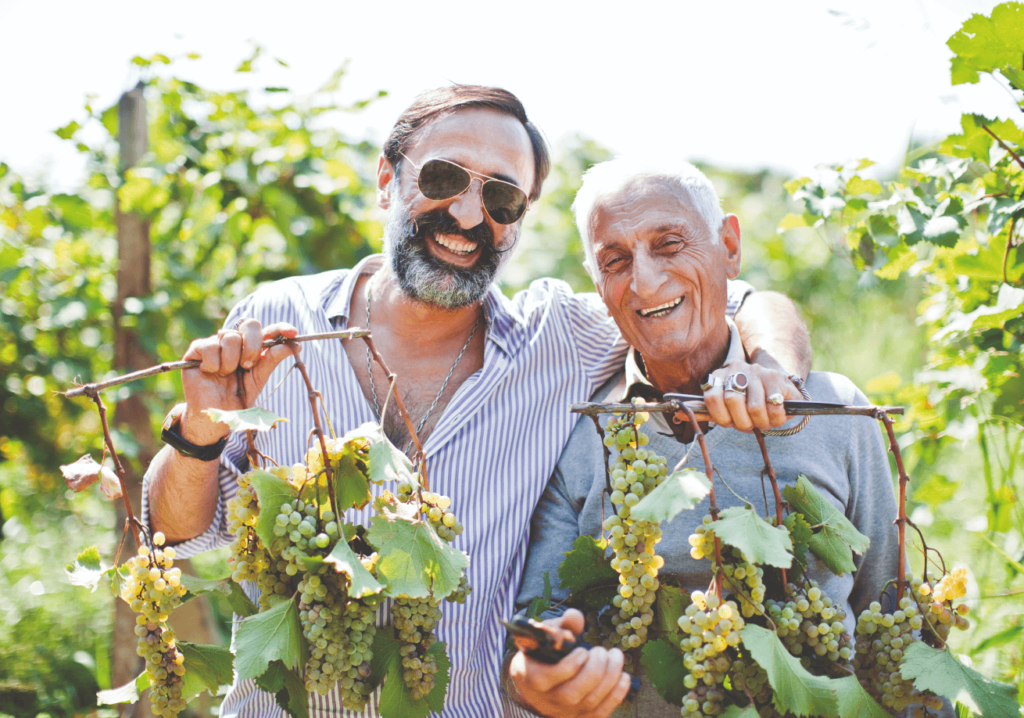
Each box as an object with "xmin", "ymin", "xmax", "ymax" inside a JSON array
[
  {"xmin": 734, "ymin": 290, "xmax": 812, "ymax": 378},
  {"xmin": 147, "ymin": 444, "xmax": 222, "ymax": 544}
]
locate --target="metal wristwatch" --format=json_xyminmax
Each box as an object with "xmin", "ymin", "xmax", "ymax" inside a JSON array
[{"xmin": 160, "ymin": 403, "xmax": 228, "ymax": 461}]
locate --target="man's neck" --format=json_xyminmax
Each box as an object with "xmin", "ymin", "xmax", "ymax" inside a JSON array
[{"xmin": 642, "ymin": 321, "xmax": 732, "ymax": 396}]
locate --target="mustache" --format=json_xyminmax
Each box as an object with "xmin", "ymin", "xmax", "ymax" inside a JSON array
[{"xmin": 411, "ymin": 209, "xmax": 512, "ymax": 256}]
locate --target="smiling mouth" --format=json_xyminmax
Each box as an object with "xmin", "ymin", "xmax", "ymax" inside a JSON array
[
  {"xmin": 637, "ymin": 296, "xmax": 683, "ymax": 318},
  {"xmin": 433, "ymin": 234, "xmax": 479, "ymax": 256}
]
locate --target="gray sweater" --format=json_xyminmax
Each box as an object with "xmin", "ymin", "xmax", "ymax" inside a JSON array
[{"xmin": 514, "ymin": 370, "xmax": 901, "ymax": 716}]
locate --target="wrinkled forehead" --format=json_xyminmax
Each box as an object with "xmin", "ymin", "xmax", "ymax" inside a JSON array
[{"xmin": 588, "ymin": 175, "xmax": 706, "ymax": 242}]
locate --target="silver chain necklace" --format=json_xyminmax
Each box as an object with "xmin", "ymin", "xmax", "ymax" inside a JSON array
[{"xmin": 364, "ymin": 278, "xmax": 481, "ymax": 452}]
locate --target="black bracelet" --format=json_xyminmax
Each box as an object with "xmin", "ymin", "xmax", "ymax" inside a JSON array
[{"xmin": 160, "ymin": 404, "xmax": 228, "ymax": 461}]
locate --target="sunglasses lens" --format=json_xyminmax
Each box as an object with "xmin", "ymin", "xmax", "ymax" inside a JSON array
[
  {"xmin": 482, "ymin": 181, "xmax": 529, "ymax": 225},
  {"xmin": 417, "ymin": 159, "xmax": 471, "ymax": 200}
]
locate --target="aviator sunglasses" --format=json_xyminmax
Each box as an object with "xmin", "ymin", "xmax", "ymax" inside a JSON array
[{"xmin": 400, "ymin": 152, "xmax": 530, "ymax": 225}]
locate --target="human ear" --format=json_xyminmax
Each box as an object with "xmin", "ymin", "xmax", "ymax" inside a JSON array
[
  {"xmin": 376, "ymin": 154, "xmax": 395, "ymax": 209},
  {"xmin": 721, "ymin": 214, "xmax": 742, "ymax": 279}
]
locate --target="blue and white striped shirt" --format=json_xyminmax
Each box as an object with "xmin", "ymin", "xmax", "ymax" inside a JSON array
[{"xmin": 143, "ymin": 254, "xmax": 751, "ymax": 717}]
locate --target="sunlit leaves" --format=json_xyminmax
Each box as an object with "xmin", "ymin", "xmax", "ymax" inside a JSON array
[
  {"xmin": 234, "ymin": 596, "xmax": 308, "ymax": 680},
  {"xmin": 64, "ymin": 546, "xmax": 106, "ymax": 592},
  {"xmin": 901, "ymin": 643, "xmax": 1019, "ymax": 718},
  {"xmin": 739, "ymin": 625, "xmax": 837, "ymax": 717},
  {"xmin": 250, "ymin": 469, "xmax": 299, "ymax": 549},
  {"xmin": 322, "ymin": 537, "xmax": 384, "ymax": 598},
  {"xmin": 203, "ymin": 407, "xmax": 288, "ymax": 433},
  {"xmin": 782, "ymin": 475, "xmax": 869, "ymax": 576},
  {"xmin": 97, "ymin": 670, "xmax": 149, "ymax": 705},
  {"xmin": 630, "ymin": 469, "xmax": 710, "ymax": 524},
  {"xmin": 367, "ymin": 514, "xmax": 469, "ymax": 600},
  {"xmin": 711, "ymin": 505, "xmax": 793, "ymax": 568},
  {"xmin": 947, "ymin": 2, "xmax": 1024, "ymax": 85}
]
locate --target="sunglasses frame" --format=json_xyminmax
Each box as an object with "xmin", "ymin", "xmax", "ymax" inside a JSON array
[{"xmin": 398, "ymin": 151, "xmax": 531, "ymax": 225}]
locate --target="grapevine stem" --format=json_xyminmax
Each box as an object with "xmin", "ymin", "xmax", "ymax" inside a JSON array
[
  {"xmin": 877, "ymin": 411, "xmax": 909, "ymax": 603},
  {"xmin": 1004, "ymin": 215, "xmax": 1020, "ymax": 287},
  {"xmin": 63, "ymin": 329, "xmax": 371, "ymax": 399},
  {"xmin": 571, "ymin": 400, "xmax": 903, "ymax": 418},
  {"xmin": 733, "ymin": 669, "xmax": 757, "ymax": 707},
  {"xmin": 288, "ymin": 343, "xmax": 335, "ymax": 513},
  {"xmin": 359, "ymin": 334, "xmax": 429, "ymax": 491},
  {"xmin": 678, "ymin": 403, "xmax": 724, "ymax": 598},
  {"xmin": 981, "ymin": 123, "xmax": 1024, "ymax": 173},
  {"xmin": 753, "ymin": 429, "xmax": 787, "ymax": 587},
  {"xmin": 245, "ymin": 429, "xmax": 260, "ymax": 470},
  {"xmin": 91, "ymin": 393, "xmax": 141, "ymax": 547},
  {"xmin": 906, "ymin": 517, "xmax": 946, "ymax": 579}
]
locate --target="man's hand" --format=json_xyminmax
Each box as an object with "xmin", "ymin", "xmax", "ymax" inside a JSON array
[
  {"xmin": 509, "ymin": 609, "xmax": 632, "ymax": 718},
  {"xmin": 701, "ymin": 358, "xmax": 802, "ymax": 433},
  {"xmin": 178, "ymin": 319, "xmax": 298, "ymax": 446}
]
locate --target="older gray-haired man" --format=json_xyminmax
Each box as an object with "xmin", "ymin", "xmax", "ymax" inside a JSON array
[{"xmin": 506, "ymin": 156, "xmax": 900, "ymax": 718}]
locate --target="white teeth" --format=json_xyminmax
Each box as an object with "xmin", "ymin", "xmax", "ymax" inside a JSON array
[
  {"xmin": 639, "ymin": 296, "xmax": 683, "ymax": 317},
  {"xmin": 435, "ymin": 235, "xmax": 477, "ymax": 255}
]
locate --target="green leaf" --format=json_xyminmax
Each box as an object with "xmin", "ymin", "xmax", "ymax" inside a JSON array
[
  {"xmin": 178, "ymin": 642, "xmax": 234, "ymax": 701},
  {"xmin": 378, "ymin": 639, "xmax": 450, "ymax": 718},
  {"xmin": 807, "ymin": 528, "xmax": 857, "ymax": 576},
  {"xmin": 630, "ymin": 469, "xmax": 710, "ymax": 524},
  {"xmin": 654, "ymin": 582, "xmax": 691, "ymax": 642},
  {"xmin": 784, "ymin": 512, "xmax": 813, "ymax": 574},
  {"xmin": 253, "ymin": 660, "xmax": 309, "ymax": 718},
  {"xmin": 54, "ymin": 120, "xmax": 81, "ymax": 140},
  {"xmin": 833, "ymin": 675, "xmax": 890, "ymax": 718},
  {"xmin": 846, "ymin": 176, "xmax": 883, "ymax": 196},
  {"xmin": 971, "ymin": 624, "xmax": 1024, "ymax": 655},
  {"xmin": 367, "ymin": 514, "xmax": 469, "ymax": 599},
  {"xmin": 901, "ymin": 642, "xmax": 1019, "ymax": 718},
  {"xmin": 250, "ymin": 469, "xmax": 298, "ymax": 549},
  {"xmin": 912, "ymin": 474, "xmax": 962, "ymax": 510},
  {"xmin": 947, "ymin": 3, "xmax": 1024, "ymax": 85},
  {"xmin": 712, "ymin": 505, "xmax": 793, "ymax": 568},
  {"xmin": 255, "ymin": 659, "xmax": 287, "ymax": 692},
  {"xmin": 739, "ymin": 624, "xmax": 838, "ymax": 717},
  {"xmin": 557, "ymin": 535, "xmax": 619, "ymax": 612},
  {"xmin": 867, "ymin": 214, "xmax": 899, "ymax": 248},
  {"xmin": 323, "ymin": 537, "xmax": 384, "ymax": 598},
  {"xmin": 180, "ymin": 574, "xmax": 259, "ymax": 616},
  {"xmin": 782, "ymin": 475, "xmax": 869, "ymax": 568},
  {"xmin": 204, "ymin": 406, "xmax": 288, "ymax": 432},
  {"xmin": 641, "ymin": 639, "xmax": 688, "ymax": 706},
  {"xmin": 97, "ymin": 671, "xmax": 149, "ymax": 705},
  {"xmin": 721, "ymin": 706, "xmax": 761, "ymax": 718},
  {"xmin": 65, "ymin": 546, "xmax": 105, "ymax": 591},
  {"xmin": 333, "ymin": 442, "xmax": 372, "ymax": 512},
  {"xmin": 778, "ymin": 213, "xmax": 810, "ymax": 229},
  {"xmin": 526, "ymin": 572, "xmax": 554, "ymax": 618},
  {"xmin": 107, "ymin": 564, "xmax": 129, "ymax": 598},
  {"xmin": 343, "ymin": 422, "xmax": 415, "ymax": 485},
  {"xmin": 234, "ymin": 596, "xmax": 308, "ymax": 681},
  {"xmin": 369, "ymin": 625, "xmax": 402, "ymax": 688}
]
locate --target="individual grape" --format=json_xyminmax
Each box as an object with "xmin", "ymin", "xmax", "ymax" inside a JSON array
[
  {"xmin": 603, "ymin": 411, "xmax": 668, "ymax": 653},
  {"xmin": 121, "ymin": 533, "xmax": 188, "ymax": 717}
]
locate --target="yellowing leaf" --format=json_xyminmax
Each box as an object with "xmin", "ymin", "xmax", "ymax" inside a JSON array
[
  {"xmin": 846, "ymin": 176, "xmax": 883, "ymax": 196},
  {"xmin": 865, "ymin": 371, "xmax": 902, "ymax": 395}
]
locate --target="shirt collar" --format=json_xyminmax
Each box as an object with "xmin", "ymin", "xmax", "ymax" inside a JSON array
[{"xmin": 321, "ymin": 253, "xmax": 526, "ymax": 358}]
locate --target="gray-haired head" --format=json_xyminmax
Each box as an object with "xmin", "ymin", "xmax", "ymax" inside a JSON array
[{"xmin": 572, "ymin": 155, "xmax": 725, "ymax": 271}]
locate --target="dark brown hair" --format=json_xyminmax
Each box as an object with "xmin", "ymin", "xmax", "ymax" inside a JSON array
[{"xmin": 382, "ymin": 85, "xmax": 550, "ymax": 202}]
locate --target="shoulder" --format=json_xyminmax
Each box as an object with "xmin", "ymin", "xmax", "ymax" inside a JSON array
[
  {"xmin": 505, "ymin": 278, "xmax": 619, "ymax": 343},
  {"xmin": 804, "ymin": 371, "xmax": 869, "ymax": 406},
  {"xmin": 238, "ymin": 269, "xmax": 349, "ymax": 319},
  {"xmin": 507, "ymin": 277, "xmax": 601, "ymax": 317}
]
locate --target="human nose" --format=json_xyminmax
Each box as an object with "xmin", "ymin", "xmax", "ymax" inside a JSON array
[
  {"xmin": 630, "ymin": 249, "xmax": 668, "ymax": 299},
  {"xmin": 446, "ymin": 178, "xmax": 486, "ymax": 229}
]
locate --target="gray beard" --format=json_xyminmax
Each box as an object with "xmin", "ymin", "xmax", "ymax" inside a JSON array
[{"xmin": 383, "ymin": 210, "xmax": 516, "ymax": 310}]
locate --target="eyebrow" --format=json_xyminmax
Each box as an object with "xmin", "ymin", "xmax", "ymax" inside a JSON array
[{"xmin": 439, "ymin": 156, "xmax": 521, "ymax": 187}]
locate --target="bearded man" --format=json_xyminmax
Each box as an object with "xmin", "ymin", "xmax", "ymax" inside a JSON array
[
  {"xmin": 507, "ymin": 157, "xmax": 900, "ymax": 718},
  {"xmin": 143, "ymin": 87, "xmax": 810, "ymax": 717}
]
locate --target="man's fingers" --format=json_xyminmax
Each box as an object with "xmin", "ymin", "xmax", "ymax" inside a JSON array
[
  {"xmin": 744, "ymin": 377, "xmax": 770, "ymax": 431},
  {"xmin": 585, "ymin": 672, "xmax": 632, "ymax": 718},
  {"xmin": 512, "ymin": 648, "xmax": 589, "ymax": 694},
  {"xmin": 218, "ymin": 330, "xmax": 243, "ymax": 377},
  {"xmin": 556, "ymin": 608, "xmax": 586, "ymax": 637},
  {"xmin": 702, "ymin": 371, "xmax": 732, "ymax": 428},
  {"xmin": 184, "ymin": 336, "xmax": 223, "ymax": 374},
  {"xmin": 575, "ymin": 647, "xmax": 623, "ymax": 713},
  {"xmin": 724, "ymin": 384, "xmax": 753, "ymax": 432},
  {"xmin": 238, "ymin": 320, "xmax": 265, "ymax": 369},
  {"xmin": 550, "ymin": 646, "xmax": 610, "ymax": 706}
]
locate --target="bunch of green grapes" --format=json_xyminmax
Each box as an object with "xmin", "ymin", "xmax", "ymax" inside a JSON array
[
  {"xmin": 676, "ymin": 592, "xmax": 745, "ymax": 718},
  {"xmin": 853, "ymin": 570, "xmax": 969, "ymax": 715},
  {"xmin": 121, "ymin": 532, "xmax": 188, "ymax": 717},
  {"xmin": 689, "ymin": 520, "xmax": 765, "ymax": 618},
  {"xmin": 600, "ymin": 412, "xmax": 668, "ymax": 652},
  {"xmin": 333, "ymin": 596, "xmax": 379, "ymax": 711},
  {"xmin": 728, "ymin": 654, "xmax": 772, "ymax": 708},
  {"xmin": 227, "ymin": 471, "xmax": 269, "ymax": 584},
  {"xmin": 766, "ymin": 580, "xmax": 851, "ymax": 676},
  {"xmin": 391, "ymin": 596, "xmax": 443, "ymax": 699}
]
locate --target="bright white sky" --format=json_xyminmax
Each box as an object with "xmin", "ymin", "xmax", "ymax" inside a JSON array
[{"xmin": 0, "ymin": 0, "xmax": 1015, "ymax": 190}]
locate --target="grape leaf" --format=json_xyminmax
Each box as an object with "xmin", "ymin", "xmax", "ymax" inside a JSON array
[
  {"xmin": 106, "ymin": 564, "xmax": 129, "ymax": 598},
  {"xmin": 250, "ymin": 469, "xmax": 298, "ymax": 549},
  {"xmin": 640, "ymin": 639, "xmax": 688, "ymax": 706},
  {"xmin": 807, "ymin": 528, "xmax": 857, "ymax": 576},
  {"xmin": 630, "ymin": 469, "xmax": 710, "ymax": 524},
  {"xmin": 901, "ymin": 642, "xmax": 1019, "ymax": 718},
  {"xmin": 203, "ymin": 406, "xmax": 287, "ymax": 432},
  {"xmin": 234, "ymin": 595, "xmax": 308, "ymax": 681},
  {"xmin": 782, "ymin": 475, "xmax": 868, "ymax": 575},
  {"xmin": 65, "ymin": 546, "xmax": 106, "ymax": 592},
  {"xmin": 713, "ymin": 505, "xmax": 793, "ymax": 568},
  {"xmin": 784, "ymin": 512, "xmax": 813, "ymax": 573},
  {"xmin": 332, "ymin": 443, "xmax": 372, "ymax": 513},
  {"xmin": 255, "ymin": 660, "xmax": 287, "ymax": 693},
  {"xmin": 526, "ymin": 572, "xmax": 553, "ymax": 618},
  {"xmin": 369, "ymin": 625, "xmax": 403, "ymax": 687},
  {"xmin": 947, "ymin": 2, "xmax": 1024, "ymax": 85},
  {"xmin": 378, "ymin": 637, "xmax": 451, "ymax": 718},
  {"xmin": 60, "ymin": 454, "xmax": 122, "ymax": 499},
  {"xmin": 557, "ymin": 535, "xmax": 619, "ymax": 612},
  {"xmin": 367, "ymin": 514, "xmax": 469, "ymax": 599},
  {"xmin": 739, "ymin": 624, "xmax": 838, "ymax": 717},
  {"xmin": 833, "ymin": 675, "xmax": 890, "ymax": 718},
  {"xmin": 344, "ymin": 421, "xmax": 415, "ymax": 484},
  {"xmin": 323, "ymin": 537, "xmax": 384, "ymax": 598},
  {"xmin": 255, "ymin": 661, "xmax": 310, "ymax": 718},
  {"xmin": 178, "ymin": 641, "xmax": 234, "ymax": 702},
  {"xmin": 97, "ymin": 670, "xmax": 149, "ymax": 704},
  {"xmin": 654, "ymin": 581, "xmax": 691, "ymax": 642},
  {"xmin": 180, "ymin": 574, "xmax": 259, "ymax": 617},
  {"xmin": 721, "ymin": 705, "xmax": 760, "ymax": 718}
]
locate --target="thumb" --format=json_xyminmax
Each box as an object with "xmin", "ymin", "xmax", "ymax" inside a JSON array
[{"xmin": 558, "ymin": 608, "xmax": 586, "ymax": 638}]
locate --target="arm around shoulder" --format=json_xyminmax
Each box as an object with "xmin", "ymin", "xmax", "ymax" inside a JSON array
[{"xmin": 734, "ymin": 290, "xmax": 812, "ymax": 379}]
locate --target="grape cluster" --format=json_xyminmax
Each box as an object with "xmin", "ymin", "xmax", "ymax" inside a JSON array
[
  {"xmin": 333, "ymin": 597, "xmax": 379, "ymax": 711},
  {"xmin": 689, "ymin": 519, "xmax": 766, "ymax": 618},
  {"xmin": 853, "ymin": 572, "xmax": 970, "ymax": 714},
  {"xmin": 392, "ymin": 596, "xmax": 443, "ymax": 699},
  {"xmin": 227, "ymin": 470, "xmax": 268, "ymax": 584},
  {"xmin": 767, "ymin": 580, "xmax": 851, "ymax": 676},
  {"xmin": 676, "ymin": 592, "xmax": 744, "ymax": 717},
  {"xmin": 122, "ymin": 532, "xmax": 188, "ymax": 717},
  {"xmin": 601, "ymin": 413, "xmax": 668, "ymax": 651}
]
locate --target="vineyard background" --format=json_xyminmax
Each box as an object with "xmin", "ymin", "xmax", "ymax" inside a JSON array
[{"xmin": 1, "ymin": 5, "xmax": 1022, "ymax": 715}]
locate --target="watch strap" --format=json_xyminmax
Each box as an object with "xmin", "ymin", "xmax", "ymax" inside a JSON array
[{"xmin": 161, "ymin": 403, "xmax": 228, "ymax": 461}]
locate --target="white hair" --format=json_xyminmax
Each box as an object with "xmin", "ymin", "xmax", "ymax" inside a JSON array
[{"xmin": 572, "ymin": 155, "xmax": 725, "ymax": 271}]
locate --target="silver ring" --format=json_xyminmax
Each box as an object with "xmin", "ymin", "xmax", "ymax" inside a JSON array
[
  {"xmin": 725, "ymin": 372, "xmax": 748, "ymax": 395},
  {"xmin": 232, "ymin": 317, "xmax": 253, "ymax": 331},
  {"xmin": 768, "ymin": 393, "xmax": 784, "ymax": 406},
  {"xmin": 700, "ymin": 376, "xmax": 722, "ymax": 392}
]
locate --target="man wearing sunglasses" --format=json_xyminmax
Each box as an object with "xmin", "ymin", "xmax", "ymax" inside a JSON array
[{"xmin": 143, "ymin": 85, "xmax": 810, "ymax": 717}]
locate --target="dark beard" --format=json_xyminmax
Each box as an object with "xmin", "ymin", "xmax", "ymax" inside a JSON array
[{"xmin": 386, "ymin": 207, "xmax": 513, "ymax": 310}]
